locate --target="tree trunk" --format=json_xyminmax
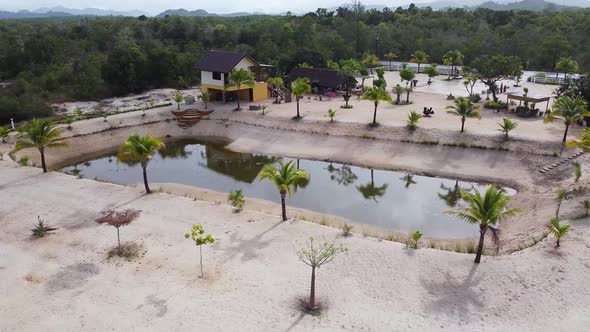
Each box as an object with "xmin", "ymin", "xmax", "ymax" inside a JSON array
[
  {"xmin": 406, "ymin": 90, "xmax": 410, "ymax": 104},
  {"xmin": 475, "ymin": 226, "xmax": 487, "ymax": 263},
  {"xmin": 563, "ymin": 124, "xmax": 570, "ymax": 143},
  {"xmin": 142, "ymin": 164, "xmax": 151, "ymax": 194},
  {"xmin": 491, "ymin": 85, "xmax": 498, "ymax": 102},
  {"xmin": 280, "ymin": 191, "xmax": 287, "ymax": 221},
  {"xmin": 309, "ymin": 265, "xmax": 316, "ymax": 310},
  {"xmin": 117, "ymin": 227, "xmax": 121, "ymax": 249},
  {"xmin": 236, "ymin": 84, "xmax": 241, "ymax": 110},
  {"xmin": 396, "ymin": 93, "xmax": 400, "ymax": 104},
  {"xmin": 199, "ymin": 245, "xmax": 204, "ymax": 277},
  {"xmin": 372, "ymin": 103, "xmax": 378, "ymax": 125},
  {"xmin": 417, "ymin": 63, "xmax": 421, "ymax": 73},
  {"xmin": 461, "ymin": 117, "xmax": 465, "ymax": 133},
  {"xmin": 556, "ymin": 238, "xmax": 560, "ymax": 248},
  {"xmin": 296, "ymin": 98, "xmax": 300, "ymax": 118},
  {"xmin": 40, "ymin": 148, "xmax": 47, "ymax": 173},
  {"xmin": 177, "ymin": 103, "xmax": 180, "ymax": 110}
]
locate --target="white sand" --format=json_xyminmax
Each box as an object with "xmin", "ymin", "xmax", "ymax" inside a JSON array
[{"xmin": 1, "ymin": 162, "xmax": 589, "ymax": 331}]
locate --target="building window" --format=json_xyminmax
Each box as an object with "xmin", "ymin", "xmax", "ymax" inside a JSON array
[{"xmin": 212, "ymin": 72, "xmax": 221, "ymax": 80}]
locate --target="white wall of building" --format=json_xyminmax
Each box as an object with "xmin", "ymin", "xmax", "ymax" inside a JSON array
[{"xmin": 201, "ymin": 56, "xmax": 257, "ymax": 86}]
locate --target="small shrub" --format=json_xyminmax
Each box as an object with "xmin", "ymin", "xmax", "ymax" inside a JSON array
[
  {"xmin": 409, "ymin": 230, "xmax": 423, "ymax": 248},
  {"xmin": 342, "ymin": 224, "xmax": 353, "ymax": 237},
  {"xmin": 406, "ymin": 111, "xmax": 422, "ymax": 131},
  {"xmin": 31, "ymin": 216, "xmax": 57, "ymax": 238},
  {"xmin": 484, "ymin": 101, "xmax": 508, "ymax": 110},
  {"xmin": 227, "ymin": 189, "xmax": 245, "ymax": 212},
  {"xmin": 18, "ymin": 156, "xmax": 30, "ymax": 166},
  {"xmin": 582, "ymin": 200, "xmax": 590, "ymax": 217},
  {"xmin": 326, "ymin": 109, "xmax": 336, "ymax": 123},
  {"xmin": 466, "ymin": 241, "xmax": 476, "ymax": 254},
  {"xmin": 454, "ymin": 242, "xmax": 464, "ymax": 253}
]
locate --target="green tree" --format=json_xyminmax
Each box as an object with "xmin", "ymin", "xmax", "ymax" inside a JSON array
[
  {"xmin": 547, "ymin": 218, "xmax": 570, "ymax": 248},
  {"xmin": 174, "ymin": 91, "xmax": 184, "ymax": 110},
  {"xmin": 296, "ymin": 237, "xmax": 347, "ymax": 311},
  {"xmin": 446, "ymin": 97, "xmax": 481, "ymax": 133},
  {"xmin": 393, "ymin": 84, "xmax": 403, "ymax": 104},
  {"xmin": 423, "ymin": 65, "xmax": 439, "ymax": 84},
  {"xmin": 0, "ymin": 126, "xmax": 10, "ymax": 143},
  {"xmin": 64, "ymin": 117, "xmax": 75, "ymax": 130},
  {"xmin": 362, "ymin": 52, "xmax": 380, "ymax": 73},
  {"xmin": 228, "ymin": 189, "xmax": 245, "ymax": 212},
  {"xmin": 384, "ymin": 52, "xmax": 397, "ymax": 71},
  {"xmin": 400, "ymin": 68, "xmax": 416, "ymax": 103},
  {"xmin": 443, "ymin": 50, "xmax": 464, "ymax": 79},
  {"xmin": 410, "ymin": 50, "xmax": 429, "ymax": 73},
  {"xmin": 555, "ymin": 57, "xmax": 579, "ymax": 81},
  {"xmin": 15, "ymin": 119, "xmax": 66, "ymax": 173},
  {"xmin": 362, "ymin": 86, "xmax": 391, "ymax": 126},
  {"xmin": 267, "ymin": 77, "xmax": 284, "ymax": 104},
  {"xmin": 227, "ymin": 68, "xmax": 255, "ymax": 111},
  {"xmin": 198, "ymin": 92, "xmax": 210, "ymax": 110},
  {"xmin": 291, "ymin": 77, "xmax": 311, "ymax": 119},
  {"xmin": 446, "ymin": 186, "xmax": 518, "ymax": 263},
  {"xmin": 258, "ymin": 160, "xmax": 310, "ymax": 221},
  {"xmin": 117, "ymin": 134, "xmax": 165, "ymax": 194},
  {"xmin": 469, "ymin": 55, "xmax": 521, "ymax": 101},
  {"xmin": 409, "ymin": 230, "xmax": 423, "ymax": 249},
  {"xmin": 498, "ymin": 118, "xmax": 517, "ymax": 140},
  {"xmin": 544, "ymin": 96, "xmax": 589, "ymax": 143},
  {"xmin": 327, "ymin": 108, "xmax": 336, "ymax": 123},
  {"xmin": 407, "ymin": 111, "xmax": 422, "ymax": 130},
  {"xmin": 184, "ymin": 224, "xmax": 215, "ymax": 278}
]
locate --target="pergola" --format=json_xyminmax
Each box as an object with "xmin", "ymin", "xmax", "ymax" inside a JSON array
[{"xmin": 506, "ymin": 92, "xmax": 552, "ymax": 111}]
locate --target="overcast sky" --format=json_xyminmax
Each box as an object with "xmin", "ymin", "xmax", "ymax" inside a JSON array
[{"xmin": 0, "ymin": 0, "xmax": 437, "ymax": 15}]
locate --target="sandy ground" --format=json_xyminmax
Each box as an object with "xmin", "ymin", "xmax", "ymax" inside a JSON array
[{"xmin": 1, "ymin": 161, "xmax": 590, "ymax": 331}]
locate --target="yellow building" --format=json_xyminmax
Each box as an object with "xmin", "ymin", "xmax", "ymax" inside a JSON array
[{"xmin": 194, "ymin": 50, "xmax": 269, "ymax": 103}]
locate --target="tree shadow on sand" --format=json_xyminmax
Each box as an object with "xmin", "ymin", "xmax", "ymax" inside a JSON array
[
  {"xmin": 420, "ymin": 264, "xmax": 484, "ymax": 319},
  {"xmin": 221, "ymin": 221, "xmax": 284, "ymax": 262}
]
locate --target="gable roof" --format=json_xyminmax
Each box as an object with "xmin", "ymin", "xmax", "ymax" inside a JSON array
[
  {"xmin": 288, "ymin": 67, "xmax": 357, "ymax": 90},
  {"xmin": 194, "ymin": 50, "xmax": 259, "ymax": 73}
]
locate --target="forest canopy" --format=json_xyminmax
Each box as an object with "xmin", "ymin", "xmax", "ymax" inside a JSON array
[{"xmin": 1, "ymin": 4, "xmax": 590, "ymax": 123}]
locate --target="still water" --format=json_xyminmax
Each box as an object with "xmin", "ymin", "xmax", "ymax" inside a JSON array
[{"xmin": 62, "ymin": 140, "xmax": 490, "ymax": 238}]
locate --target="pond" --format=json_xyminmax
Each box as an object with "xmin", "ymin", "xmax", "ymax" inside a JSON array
[{"xmin": 62, "ymin": 139, "xmax": 493, "ymax": 238}]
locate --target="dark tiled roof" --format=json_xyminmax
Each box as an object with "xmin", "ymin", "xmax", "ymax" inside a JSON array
[
  {"xmin": 194, "ymin": 50, "xmax": 258, "ymax": 73},
  {"xmin": 288, "ymin": 67, "xmax": 357, "ymax": 90}
]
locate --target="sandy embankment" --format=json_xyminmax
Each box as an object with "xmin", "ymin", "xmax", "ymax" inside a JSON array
[{"xmin": 4, "ymin": 102, "xmax": 584, "ymax": 253}]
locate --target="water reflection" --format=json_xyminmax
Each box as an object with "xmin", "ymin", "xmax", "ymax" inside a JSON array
[
  {"xmin": 356, "ymin": 169, "xmax": 389, "ymax": 202},
  {"xmin": 61, "ymin": 140, "xmax": 494, "ymax": 238}
]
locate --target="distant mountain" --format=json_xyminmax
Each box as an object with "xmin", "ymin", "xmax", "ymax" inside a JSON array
[
  {"xmin": 155, "ymin": 8, "xmax": 266, "ymax": 17},
  {"xmin": 0, "ymin": 6, "xmax": 146, "ymax": 19},
  {"xmin": 476, "ymin": 0, "xmax": 578, "ymax": 10}
]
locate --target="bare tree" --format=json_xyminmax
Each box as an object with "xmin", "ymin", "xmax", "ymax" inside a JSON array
[
  {"xmin": 96, "ymin": 209, "xmax": 141, "ymax": 249},
  {"xmin": 296, "ymin": 237, "xmax": 347, "ymax": 311}
]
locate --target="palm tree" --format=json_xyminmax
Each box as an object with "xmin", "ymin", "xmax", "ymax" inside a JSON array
[
  {"xmin": 118, "ymin": 134, "xmax": 165, "ymax": 194},
  {"xmin": 443, "ymin": 50, "xmax": 464, "ymax": 78},
  {"xmin": 555, "ymin": 56, "xmax": 579, "ymax": 81},
  {"xmin": 362, "ymin": 86, "xmax": 391, "ymax": 126},
  {"xmin": 544, "ymin": 96, "xmax": 589, "ymax": 143},
  {"xmin": 258, "ymin": 160, "xmax": 310, "ymax": 221},
  {"xmin": 393, "ymin": 84, "xmax": 403, "ymax": 104},
  {"xmin": 547, "ymin": 218, "xmax": 570, "ymax": 248},
  {"xmin": 198, "ymin": 92, "xmax": 209, "ymax": 110},
  {"xmin": 227, "ymin": 68, "xmax": 255, "ymax": 111},
  {"xmin": 267, "ymin": 77, "xmax": 284, "ymax": 104},
  {"xmin": 567, "ymin": 127, "xmax": 590, "ymax": 151},
  {"xmin": 0, "ymin": 126, "xmax": 10, "ymax": 143},
  {"xmin": 446, "ymin": 186, "xmax": 518, "ymax": 263},
  {"xmin": 407, "ymin": 111, "xmax": 422, "ymax": 130},
  {"xmin": 356, "ymin": 169, "xmax": 388, "ymax": 202},
  {"xmin": 498, "ymin": 118, "xmax": 518, "ymax": 140},
  {"xmin": 15, "ymin": 119, "xmax": 66, "ymax": 173},
  {"xmin": 174, "ymin": 91, "xmax": 184, "ymax": 110},
  {"xmin": 446, "ymin": 97, "xmax": 481, "ymax": 133},
  {"xmin": 555, "ymin": 188, "xmax": 570, "ymax": 218},
  {"xmin": 410, "ymin": 50, "xmax": 429, "ymax": 73},
  {"xmin": 291, "ymin": 77, "xmax": 311, "ymax": 119},
  {"xmin": 384, "ymin": 52, "xmax": 397, "ymax": 71}
]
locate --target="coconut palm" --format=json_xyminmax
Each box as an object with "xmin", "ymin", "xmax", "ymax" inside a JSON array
[
  {"xmin": 555, "ymin": 56, "xmax": 579, "ymax": 81},
  {"xmin": 118, "ymin": 134, "xmax": 165, "ymax": 194},
  {"xmin": 0, "ymin": 126, "xmax": 10, "ymax": 143},
  {"xmin": 446, "ymin": 97, "xmax": 481, "ymax": 133},
  {"xmin": 393, "ymin": 84, "xmax": 403, "ymax": 104},
  {"xmin": 407, "ymin": 111, "xmax": 422, "ymax": 130},
  {"xmin": 555, "ymin": 188, "xmax": 570, "ymax": 218},
  {"xmin": 362, "ymin": 86, "xmax": 391, "ymax": 126},
  {"xmin": 547, "ymin": 218, "xmax": 570, "ymax": 248},
  {"xmin": 443, "ymin": 50, "xmax": 464, "ymax": 78},
  {"xmin": 267, "ymin": 77, "xmax": 284, "ymax": 104},
  {"xmin": 198, "ymin": 92, "xmax": 210, "ymax": 110},
  {"xmin": 446, "ymin": 185, "xmax": 518, "ymax": 263},
  {"xmin": 258, "ymin": 160, "xmax": 310, "ymax": 221},
  {"xmin": 498, "ymin": 118, "xmax": 518, "ymax": 140},
  {"xmin": 174, "ymin": 91, "xmax": 184, "ymax": 110},
  {"xmin": 291, "ymin": 77, "xmax": 311, "ymax": 119},
  {"xmin": 227, "ymin": 68, "xmax": 255, "ymax": 111},
  {"xmin": 15, "ymin": 119, "xmax": 66, "ymax": 173},
  {"xmin": 410, "ymin": 50, "xmax": 429, "ymax": 73},
  {"xmin": 384, "ymin": 52, "xmax": 397, "ymax": 71},
  {"xmin": 545, "ymin": 96, "xmax": 589, "ymax": 143},
  {"xmin": 567, "ymin": 127, "xmax": 590, "ymax": 151}
]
